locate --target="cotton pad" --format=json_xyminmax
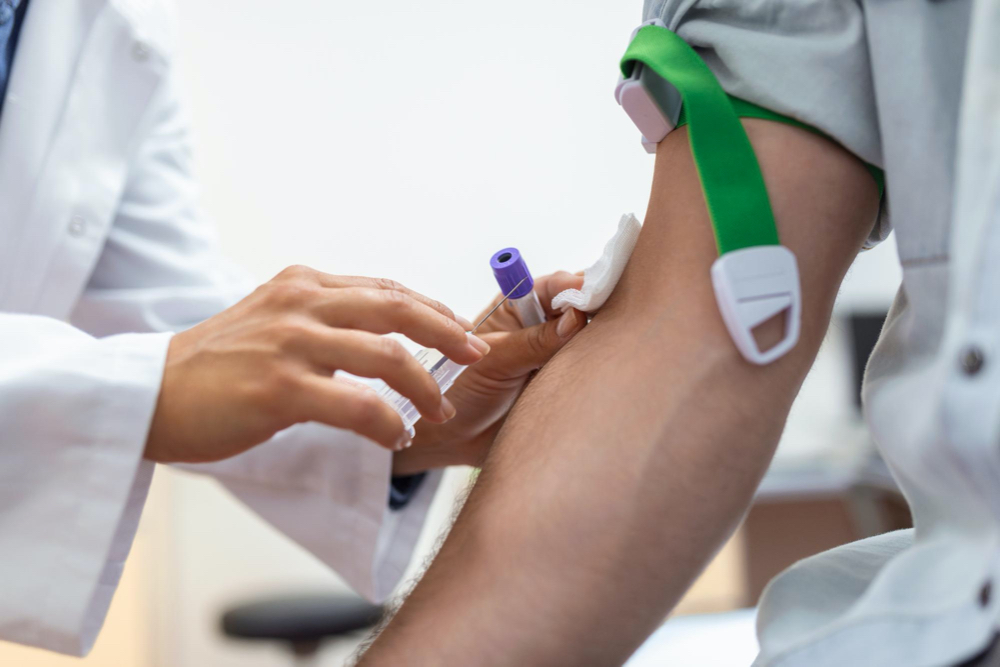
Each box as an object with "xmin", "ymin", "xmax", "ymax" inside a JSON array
[{"xmin": 551, "ymin": 213, "xmax": 642, "ymax": 313}]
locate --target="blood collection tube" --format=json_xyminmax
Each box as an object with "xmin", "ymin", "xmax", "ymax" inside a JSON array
[{"xmin": 490, "ymin": 248, "xmax": 546, "ymax": 327}]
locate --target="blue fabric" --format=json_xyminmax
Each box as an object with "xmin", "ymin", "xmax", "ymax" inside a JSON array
[
  {"xmin": 0, "ymin": 0, "xmax": 26, "ymax": 118},
  {"xmin": 389, "ymin": 472, "xmax": 426, "ymax": 511}
]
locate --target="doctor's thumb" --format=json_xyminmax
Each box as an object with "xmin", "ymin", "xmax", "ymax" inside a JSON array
[{"xmin": 488, "ymin": 308, "xmax": 587, "ymax": 378}]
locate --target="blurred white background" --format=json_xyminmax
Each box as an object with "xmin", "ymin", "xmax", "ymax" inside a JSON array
[{"xmin": 0, "ymin": 0, "xmax": 902, "ymax": 665}]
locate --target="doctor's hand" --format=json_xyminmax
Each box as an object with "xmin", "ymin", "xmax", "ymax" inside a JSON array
[
  {"xmin": 391, "ymin": 271, "xmax": 587, "ymax": 476},
  {"xmin": 144, "ymin": 266, "xmax": 489, "ymax": 464}
]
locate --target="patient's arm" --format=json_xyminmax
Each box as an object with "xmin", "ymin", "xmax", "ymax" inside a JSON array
[{"xmin": 358, "ymin": 120, "xmax": 880, "ymax": 666}]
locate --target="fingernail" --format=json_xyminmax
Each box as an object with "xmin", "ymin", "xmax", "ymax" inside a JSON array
[
  {"xmin": 457, "ymin": 316, "xmax": 475, "ymax": 331},
  {"xmin": 440, "ymin": 396, "xmax": 457, "ymax": 421},
  {"xmin": 394, "ymin": 433, "xmax": 412, "ymax": 451},
  {"xmin": 466, "ymin": 333, "xmax": 491, "ymax": 356},
  {"xmin": 557, "ymin": 309, "xmax": 581, "ymax": 338}
]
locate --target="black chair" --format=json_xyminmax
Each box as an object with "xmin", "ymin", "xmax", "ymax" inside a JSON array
[{"xmin": 221, "ymin": 593, "xmax": 384, "ymax": 665}]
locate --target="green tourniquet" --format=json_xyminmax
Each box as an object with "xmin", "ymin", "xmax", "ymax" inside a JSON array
[
  {"xmin": 621, "ymin": 25, "xmax": 779, "ymax": 254},
  {"xmin": 678, "ymin": 97, "xmax": 886, "ymax": 198}
]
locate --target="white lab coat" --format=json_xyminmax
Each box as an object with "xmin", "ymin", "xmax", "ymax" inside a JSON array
[{"xmin": 0, "ymin": 0, "xmax": 441, "ymax": 656}]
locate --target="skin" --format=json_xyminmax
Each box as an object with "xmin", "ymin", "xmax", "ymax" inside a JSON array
[
  {"xmin": 146, "ymin": 265, "xmax": 586, "ymax": 470},
  {"xmin": 358, "ymin": 119, "xmax": 881, "ymax": 666}
]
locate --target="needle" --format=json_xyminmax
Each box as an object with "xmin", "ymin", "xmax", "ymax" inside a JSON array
[{"xmin": 468, "ymin": 277, "xmax": 527, "ymax": 333}]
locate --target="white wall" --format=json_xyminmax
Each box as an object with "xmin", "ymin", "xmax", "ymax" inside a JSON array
[
  {"xmin": 176, "ymin": 0, "xmax": 652, "ymax": 300},
  {"xmin": 154, "ymin": 1, "xmax": 903, "ymax": 664}
]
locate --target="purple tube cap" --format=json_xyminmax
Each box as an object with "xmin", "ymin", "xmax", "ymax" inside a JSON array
[{"xmin": 490, "ymin": 247, "xmax": 534, "ymax": 299}]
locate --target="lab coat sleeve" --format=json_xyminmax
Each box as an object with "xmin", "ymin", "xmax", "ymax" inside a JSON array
[
  {"xmin": 0, "ymin": 316, "xmax": 170, "ymax": 656},
  {"xmin": 67, "ymin": 21, "xmax": 440, "ymax": 611},
  {"xmin": 183, "ymin": 428, "xmax": 444, "ymax": 602}
]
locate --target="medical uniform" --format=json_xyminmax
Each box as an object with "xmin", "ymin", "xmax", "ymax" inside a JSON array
[
  {"xmin": 0, "ymin": 0, "xmax": 440, "ymax": 656},
  {"xmin": 641, "ymin": 0, "xmax": 1000, "ymax": 664}
]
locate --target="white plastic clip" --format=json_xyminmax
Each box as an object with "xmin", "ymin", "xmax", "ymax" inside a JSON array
[
  {"xmin": 710, "ymin": 246, "xmax": 801, "ymax": 365},
  {"xmin": 615, "ymin": 19, "xmax": 680, "ymax": 154}
]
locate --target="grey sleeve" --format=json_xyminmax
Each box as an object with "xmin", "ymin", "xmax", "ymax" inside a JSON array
[
  {"xmin": 641, "ymin": 1, "xmax": 887, "ymax": 245},
  {"xmin": 643, "ymin": 0, "xmax": 881, "ymax": 167}
]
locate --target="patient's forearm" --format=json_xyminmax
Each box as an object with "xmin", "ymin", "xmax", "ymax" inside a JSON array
[{"xmin": 360, "ymin": 121, "xmax": 879, "ymax": 666}]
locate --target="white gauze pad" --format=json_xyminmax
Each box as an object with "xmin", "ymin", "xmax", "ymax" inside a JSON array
[{"xmin": 551, "ymin": 213, "xmax": 642, "ymax": 313}]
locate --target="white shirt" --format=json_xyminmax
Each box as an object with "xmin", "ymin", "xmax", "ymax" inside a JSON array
[
  {"xmin": 0, "ymin": 0, "xmax": 439, "ymax": 656},
  {"xmin": 644, "ymin": 0, "xmax": 1000, "ymax": 664}
]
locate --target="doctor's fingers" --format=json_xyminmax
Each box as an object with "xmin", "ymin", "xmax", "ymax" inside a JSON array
[
  {"xmin": 293, "ymin": 375, "xmax": 411, "ymax": 451},
  {"xmin": 292, "ymin": 328, "xmax": 453, "ymax": 424},
  {"xmin": 475, "ymin": 308, "xmax": 586, "ymax": 381},
  {"xmin": 311, "ymin": 288, "xmax": 489, "ymax": 366},
  {"xmin": 274, "ymin": 267, "xmax": 473, "ymax": 330}
]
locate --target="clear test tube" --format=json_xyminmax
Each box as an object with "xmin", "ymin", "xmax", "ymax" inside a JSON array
[
  {"xmin": 375, "ymin": 341, "xmax": 471, "ymax": 438},
  {"xmin": 490, "ymin": 248, "xmax": 546, "ymax": 327}
]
